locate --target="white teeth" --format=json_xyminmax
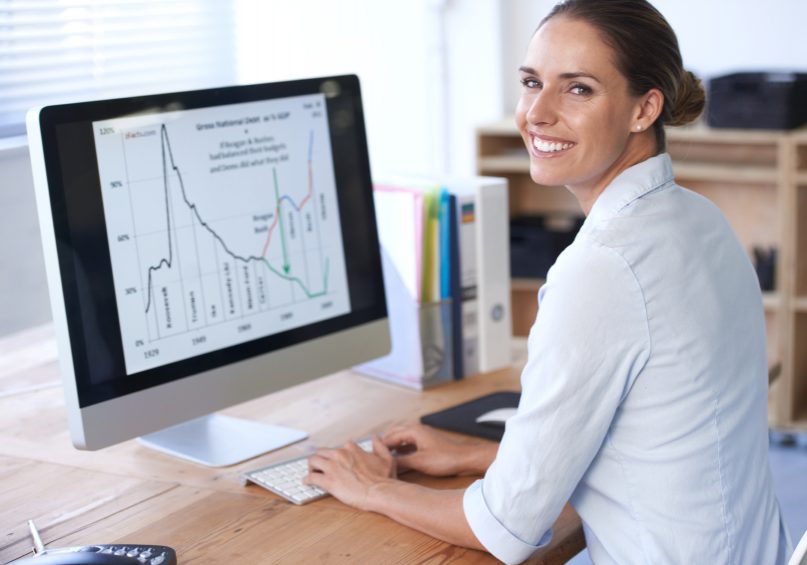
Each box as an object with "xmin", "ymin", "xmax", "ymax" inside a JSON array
[{"xmin": 532, "ymin": 138, "xmax": 572, "ymax": 153}]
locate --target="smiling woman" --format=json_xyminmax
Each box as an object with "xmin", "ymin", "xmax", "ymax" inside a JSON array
[
  {"xmin": 514, "ymin": 4, "xmax": 702, "ymax": 212},
  {"xmin": 303, "ymin": 2, "xmax": 793, "ymax": 564}
]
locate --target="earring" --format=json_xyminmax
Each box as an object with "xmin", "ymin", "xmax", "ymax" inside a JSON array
[{"xmin": 635, "ymin": 125, "xmax": 642, "ymax": 131}]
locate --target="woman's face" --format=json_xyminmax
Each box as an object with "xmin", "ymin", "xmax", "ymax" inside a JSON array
[{"xmin": 516, "ymin": 16, "xmax": 648, "ymax": 198}]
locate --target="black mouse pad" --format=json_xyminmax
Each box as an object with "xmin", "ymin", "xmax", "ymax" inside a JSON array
[{"xmin": 420, "ymin": 391, "xmax": 520, "ymax": 441}]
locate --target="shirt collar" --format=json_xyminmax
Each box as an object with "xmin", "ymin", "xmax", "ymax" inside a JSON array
[{"xmin": 581, "ymin": 153, "xmax": 674, "ymax": 232}]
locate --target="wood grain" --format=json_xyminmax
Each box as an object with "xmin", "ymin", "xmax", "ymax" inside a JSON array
[{"xmin": 0, "ymin": 327, "xmax": 585, "ymax": 564}]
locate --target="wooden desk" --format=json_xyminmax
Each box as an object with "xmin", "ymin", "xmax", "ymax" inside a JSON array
[{"xmin": 0, "ymin": 325, "xmax": 584, "ymax": 564}]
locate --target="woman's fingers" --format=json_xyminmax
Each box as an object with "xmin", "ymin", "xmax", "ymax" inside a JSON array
[
  {"xmin": 307, "ymin": 451, "xmax": 334, "ymax": 472},
  {"xmin": 382, "ymin": 427, "xmax": 414, "ymax": 447},
  {"xmin": 305, "ymin": 453, "xmax": 334, "ymax": 490},
  {"xmin": 371, "ymin": 435, "xmax": 390, "ymax": 456},
  {"xmin": 383, "ymin": 425, "xmax": 429, "ymax": 451}
]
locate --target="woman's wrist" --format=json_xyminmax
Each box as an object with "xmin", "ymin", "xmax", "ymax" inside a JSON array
[
  {"xmin": 364, "ymin": 477, "xmax": 406, "ymax": 514},
  {"xmin": 455, "ymin": 440, "xmax": 497, "ymax": 475}
]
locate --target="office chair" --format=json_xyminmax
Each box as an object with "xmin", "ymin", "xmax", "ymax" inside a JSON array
[{"xmin": 789, "ymin": 529, "xmax": 807, "ymax": 565}]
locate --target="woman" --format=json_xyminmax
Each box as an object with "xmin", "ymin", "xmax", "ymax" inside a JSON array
[{"xmin": 305, "ymin": 1, "xmax": 792, "ymax": 563}]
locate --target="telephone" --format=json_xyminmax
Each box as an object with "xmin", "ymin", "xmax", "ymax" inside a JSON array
[{"xmin": 15, "ymin": 521, "xmax": 177, "ymax": 565}]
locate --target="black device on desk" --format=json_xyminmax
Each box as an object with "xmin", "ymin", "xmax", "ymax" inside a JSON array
[
  {"xmin": 420, "ymin": 391, "xmax": 521, "ymax": 441},
  {"xmin": 15, "ymin": 521, "xmax": 177, "ymax": 565}
]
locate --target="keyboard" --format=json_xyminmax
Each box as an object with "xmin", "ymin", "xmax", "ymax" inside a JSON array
[{"xmin": 242, "ymin": 438, "xmax": 373, "ymax": 505}]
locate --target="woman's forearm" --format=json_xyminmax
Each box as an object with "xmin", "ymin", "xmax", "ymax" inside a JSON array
[{"xmin": 365, "ymin": 480, "xmax": 486, "ymax": 552}]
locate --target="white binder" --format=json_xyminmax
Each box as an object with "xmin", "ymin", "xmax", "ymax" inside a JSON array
[{"xmin": 441, "ymin": 176, "xmax": 512, "ymax": 375}]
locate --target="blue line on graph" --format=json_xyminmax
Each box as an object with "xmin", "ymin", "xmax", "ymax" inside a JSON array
[{"xmin": 277, "ymin": 130, "xmax": 314, "ymax": 211}]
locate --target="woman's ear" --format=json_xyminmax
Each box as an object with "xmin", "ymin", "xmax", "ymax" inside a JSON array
[{"xmin": 632, "ymin": 88, "xmax": 664, "ymax": 131}]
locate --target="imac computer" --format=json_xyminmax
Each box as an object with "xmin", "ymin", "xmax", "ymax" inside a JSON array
[{"xmin": 26, "ymin": 75, "xmax": 390, "ymax": 466}]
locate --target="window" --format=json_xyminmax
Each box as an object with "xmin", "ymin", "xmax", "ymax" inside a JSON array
[{"xmin": 0, "ymin": 0, "xmax": 237, "ymax": 137}]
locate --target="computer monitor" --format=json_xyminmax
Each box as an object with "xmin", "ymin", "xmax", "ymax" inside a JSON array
[{"xmin": 26, "ymin": 75, "xmax": 390, "ymax": 466}]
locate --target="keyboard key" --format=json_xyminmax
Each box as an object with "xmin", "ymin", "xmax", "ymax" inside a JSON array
[{"xmin": 242, "ymin": 438, "xmax": 373, "ymax": 505}]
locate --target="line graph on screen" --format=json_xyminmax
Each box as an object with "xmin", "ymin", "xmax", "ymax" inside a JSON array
[{"xmin": 93, "ymin": 94, "xmax": 351, "ymax": 374}]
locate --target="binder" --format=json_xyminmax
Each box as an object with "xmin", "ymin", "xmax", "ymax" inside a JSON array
[
  {"xmin": 441, "ymin": 177, "xmax": 512, "ymax": 375},
  {"xmin": 357, "ymin": 175, "xmax": 511, "ymax": 386},
  {"xmin": 444, "ymin": 192, "xmax": 463, "ymax": 379},
  {"xmin": 371, "ymin": 184, "xmax": 423, "ymax": 301},
  {"xmin": 353, "ymin": 183, "xmax": 453, "ymax": 389}
]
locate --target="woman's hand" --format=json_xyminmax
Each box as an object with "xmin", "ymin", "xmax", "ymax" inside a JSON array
[
  {"xmin": 304, "ymin": 435, "xmax": 395, "ymax": 511},
  {"xmin": 382, "ymin": 424, "xmax": 496, "ymax": 477}
]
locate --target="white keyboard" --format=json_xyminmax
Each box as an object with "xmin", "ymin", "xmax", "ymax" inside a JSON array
[{"xmin": 242, "ymin": 438, "xmax": 373, "ymax": 505}]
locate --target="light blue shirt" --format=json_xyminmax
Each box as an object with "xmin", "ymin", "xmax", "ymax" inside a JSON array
[{"xmin": 463, "ymin": 154, "xmax": 792, "ymax": 564}]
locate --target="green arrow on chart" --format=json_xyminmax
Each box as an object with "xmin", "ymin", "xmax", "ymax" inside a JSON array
[{"xmin": 273, "ymin": 167, "xmax": 291, "ymax": 274}]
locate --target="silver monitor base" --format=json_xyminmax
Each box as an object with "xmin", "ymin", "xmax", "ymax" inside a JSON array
[{"xmin": 138, "ymin": 414, "xmax": 307, "ymax": 467}]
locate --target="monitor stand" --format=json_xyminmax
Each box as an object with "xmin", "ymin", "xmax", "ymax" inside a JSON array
[{"xmin": 138, "ymin": 414, "xmax": 308, "ymax": 467}]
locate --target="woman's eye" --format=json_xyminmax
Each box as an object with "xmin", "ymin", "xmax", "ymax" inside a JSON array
[
  {"xmin": 570, "ymin": 83, "xmax": 592, "ymax": 95},
  {"xmin": 521, "ymin": 78, "xmax": 541, "ymax": 89}
]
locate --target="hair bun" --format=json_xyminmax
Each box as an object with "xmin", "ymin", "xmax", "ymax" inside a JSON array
[{"xmin": 667, "ymin": 70, "xmax": 705, "ymax": 126}]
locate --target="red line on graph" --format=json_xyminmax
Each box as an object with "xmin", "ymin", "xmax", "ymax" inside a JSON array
[
  {"xmin": 261, "ymin": 211, "xmax": 280, "ymax": 257},
  {"xmin": 298, "ymin": 161, "xmax": 314, "ymax": 210},
  {"xmin": 259, "ymin": 160, "xmax": 315, "ymax": 257}
]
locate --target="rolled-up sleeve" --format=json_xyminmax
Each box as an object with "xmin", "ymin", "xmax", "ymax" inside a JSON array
[
  {"xmin": 463, "ymin": 238, "xmax": 651, "ymax": 563},
  {"xmin": 464, "ymin": 479, "xmax": 552, "ymax": 564}
]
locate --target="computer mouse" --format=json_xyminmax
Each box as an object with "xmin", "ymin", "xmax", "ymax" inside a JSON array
[{"xmin": 475, "ymin": 407, "xmax": 517, "ymax": 427}]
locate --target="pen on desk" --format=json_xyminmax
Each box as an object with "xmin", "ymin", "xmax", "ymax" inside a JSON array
[{"xmin": 28, "ymin": 519, "xmax": 45, "ymax": 555}]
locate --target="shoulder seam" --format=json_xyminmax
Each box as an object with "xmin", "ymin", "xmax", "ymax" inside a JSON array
[{"xmin": 576, "ymin": 235, "xmax": 653, "ymax": 389}]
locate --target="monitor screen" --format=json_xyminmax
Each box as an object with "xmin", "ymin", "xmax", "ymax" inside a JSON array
[{"xmin": 28, "ymin": 75, "xmax": 389, "ymax": 463}]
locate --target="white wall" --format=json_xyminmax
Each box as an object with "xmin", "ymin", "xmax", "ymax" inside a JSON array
[
  {"xmin": 502, "ymin": 0, "xmax": 807, "ymax": 115},
  {"xmin": 235, "ymin": 0, "xmax": 503, "ymax": 178},
  {"xmin": 0, "ymin": 142, "xmax": 51, "ymax": 334}
]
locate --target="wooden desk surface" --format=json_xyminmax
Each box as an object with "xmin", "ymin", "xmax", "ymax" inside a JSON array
[{"xmin": 0, "ymin": 325, "xmax": 584, "ymax": 564}]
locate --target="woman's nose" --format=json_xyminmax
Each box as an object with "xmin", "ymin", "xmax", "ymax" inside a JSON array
[{"xmin": 526, "ymin": 90, "xmax": 557, "ymax": 126}]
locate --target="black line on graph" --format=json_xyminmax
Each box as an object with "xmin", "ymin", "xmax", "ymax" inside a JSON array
[{"xmin": 143, "ymin": 124, "xmax": 325, "ymax": 316}]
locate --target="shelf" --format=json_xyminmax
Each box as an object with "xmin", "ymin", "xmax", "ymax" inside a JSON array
[
  {"xmin": 762, "ymin": 292, "xmax": 781, "ymax": 311},
  {"xmin": 793, "ymin": 297, "xmax": 807, "ymax": 312},
  {"xmin": 769, "ymin": 420, "xmax": 807, "ymax": 434},
  {"xmin": 477, "ymin": 120, "xmax": 807, "ymax": 144},
  {"xmin": 666, "ymin": 123, "xmax": 786, "ymax": 145},
  {"xmin": 512, "ymin": 277, "xmax": 545, "ymax": 292},
  {"xmin": 478, "ymin": 153, "xmax": 529, "ymax": 174},
  {"xmin": 480, "ymin": 156, "xmax": 778, "ymax": 185},
  {"xmin": 674, "ymin": 162, "xmax": 778, "ymax": 184},
  {"xmin": 477, "ymin": 118, "xmax": 518, "ymax": 136}
]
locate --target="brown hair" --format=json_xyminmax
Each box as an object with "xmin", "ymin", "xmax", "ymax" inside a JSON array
[{"xmin": 540, "ymin": 0, "xmax": 704, "ymax": 152}]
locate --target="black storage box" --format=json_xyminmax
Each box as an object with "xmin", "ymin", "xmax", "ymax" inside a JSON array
[
  {"xmin": 707, "ymin": 72, "xmax": 807, "ymax": 130},
  {"xmin": 510, "ymin": 215, "xmax": 583, "ymax": 279}
]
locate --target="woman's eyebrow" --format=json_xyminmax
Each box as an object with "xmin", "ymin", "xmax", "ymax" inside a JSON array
[
  {"xmin": 559, "ymin": 71, "xmax": 601, "ymax": 83},
  {"xmin": 518, "ymin": 66, "xmax": 601, "ymax": 84}
]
